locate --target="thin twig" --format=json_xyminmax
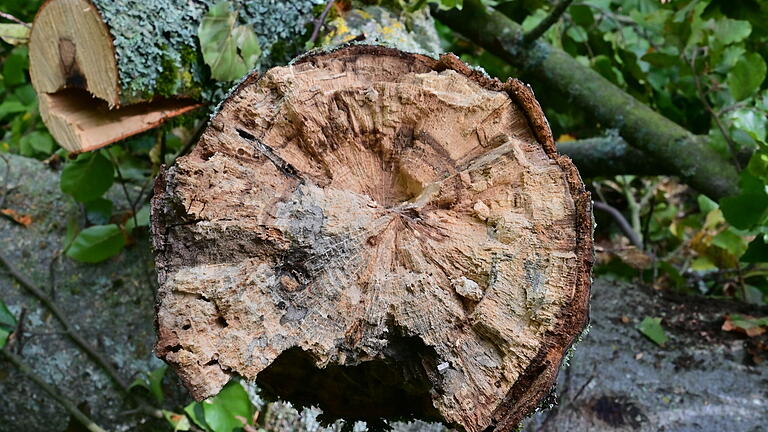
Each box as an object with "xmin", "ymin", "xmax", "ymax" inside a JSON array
[
  {"xmin": 0, "ymin": 252, "xmax": 164, "ymax": 418},
  {"xmin": 105, "ymin": 149, "xmax": 138, "ymax": 229},
  {"xmin": 688, "ymin": 49, "xmax": 741, "ymax": 170},
  {"xmin": 1, "ymin": 348, "xmax": 108, "ymax": 432},
  {"xmin": 0, "ymin": 11, "xmax": 30, "ymax": 27},
  {"xmin": 593, "ymin": 201, "xmax": 644, "ymax": 248},
  {"xmin": 13, "ymin": 307, "xmax": 27, "ymax": 354},
  {"xmin": 309, "ymin": 0, "xmax": 335, "ymax": 46},
  {"xmin": 523, "ymin": 0, "xmax": 574, "ymax": 44},
  {"xmin": 0, "ymin": 252, "xmax": 130, "ymax": 389}
]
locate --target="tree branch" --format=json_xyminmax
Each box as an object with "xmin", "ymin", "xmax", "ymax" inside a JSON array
[
  {"xmin": 557, "ymin": 136, "xmax": 667, "ymax": 177},
  {"xmin": 523, "ymin": 0, "xmax": 574, "ymax": 44},
  {"xmin": 0, "ymin": 252, "xmax": 162, "ymax": 418},
  {"xmin": 434, "ymin": 0, "xmax": 740, "ymax": 199},
  {"xmin": 592, "ymin": 201, "xmax": 643, "ymax": 248},
  {"xmin": 1, "ymin": 348, "xmax": 108, "ymax": 432}
]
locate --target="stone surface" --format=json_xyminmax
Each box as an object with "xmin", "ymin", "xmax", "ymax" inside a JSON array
[
  {"xmin": 0, "ymin": 153, "xmax": 162, "ymax": 432},
  {"xmin": 523, "ymin": 278, "xmax": 768, "ymax": 432}
]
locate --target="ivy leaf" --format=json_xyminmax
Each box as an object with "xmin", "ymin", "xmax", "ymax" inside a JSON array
[
  {"xmin": 727, "ymin": 53, "xmax": 766, "ymax": 101},
  {"xmin": 637, "ymin": 316, "xmax": 668, "ymax": 346},
  {"xmin": 198, "ymin": 1, "xmax": 260, "ymax": 82},
  {"xmin": 66, "ymin": 224, "xmax": 125, "ymax": 263},
  {"xmin": 202, "ymin": 381, "xmax": 253, "ymax": 432},
  {"xmin": 60, "ymin": 152, "xmax": 114, "ymax": 203}
]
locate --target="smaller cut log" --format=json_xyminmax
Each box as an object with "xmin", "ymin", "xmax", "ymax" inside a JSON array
[
  {"xmin": 152, "ymin": 45, "xmax": 593, "ymax": 432},
  {"xmin": 28, "ymin": 0, "xmax": 322, "ymax": 153}
]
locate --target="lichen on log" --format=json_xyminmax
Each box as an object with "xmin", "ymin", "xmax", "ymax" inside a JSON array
[{"xmin": 151, "ymin": 45, "xmax": 593, "ymax": 432}]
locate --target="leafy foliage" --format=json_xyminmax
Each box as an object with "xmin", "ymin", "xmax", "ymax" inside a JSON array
[
  {"xmin": 179, "ymin": 381, "xmax": 257, "ymax": 432},
  {"xmin": 438, "ymin": 0, "xmax": 768, "ymax": 304},
  {"xmin": 198, "ymin": 1, "xmax": 262, "ymax": 82}
]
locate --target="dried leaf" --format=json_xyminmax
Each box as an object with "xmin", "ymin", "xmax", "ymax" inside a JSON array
[
  {"xmin": 0, "ymin": 208, "xmax": 32, "ymax": 227},
  {"xmin": 722, "ymin": 314, "xmax": 768, "ymax": 337}
]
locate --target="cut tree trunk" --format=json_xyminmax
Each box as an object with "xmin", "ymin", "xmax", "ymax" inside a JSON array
[
  {"xmin": 151, "ymin": 45, "xmax": 593, "ymax": 432},
  {"xmin": 28, "ymin": 0, "xmax": 322, "ymax": 153}
]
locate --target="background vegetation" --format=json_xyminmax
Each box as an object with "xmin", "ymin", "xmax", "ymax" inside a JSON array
[{"xmin": 1, "ymin": 0, "xmax": 767, "ymax": 431}]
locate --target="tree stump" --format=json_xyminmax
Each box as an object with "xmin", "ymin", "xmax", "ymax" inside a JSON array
[{"xmin": 151, "ymin": 45, "xmax": 593, "ymax": 432}]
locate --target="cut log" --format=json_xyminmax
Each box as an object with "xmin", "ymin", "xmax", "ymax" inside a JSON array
[
  {"xmin": 151, "ymin": 45, "xmax": 593, "ymax": 432},
  {"xmin": 28, "ymin": 0, "xmax": 323, "ymax": 153}
]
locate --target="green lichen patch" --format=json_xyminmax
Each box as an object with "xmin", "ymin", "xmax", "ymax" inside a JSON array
[{"xmin": 91, "ymin": 0, "xmax": 324, "ymax": 105}]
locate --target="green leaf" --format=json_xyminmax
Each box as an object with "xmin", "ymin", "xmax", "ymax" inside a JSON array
[
  {"xmin": 19, "ymin": 131, "xmax": 55, "ymax": 156},
  {"xmin": 0, "ymin": 100, "xmax": 26, "ymax": 120},
  {"xmin": 712, "ymin": 18, "xmax": 751, "ymax": 46},
  {"xmin": 0, "ymin": 299, "xmax": 17, "ymax": 329},
  {"xmin": 184, "ymin": 402, "xmax": 210, "ymax": 431},
  {"xmin": 60, "ymin": 152, "xmax": 114, "ymax": 202},
  {"xmin": 730, "ymin": 108, "xmax": 767, "ymax": 142},
  {"xmin": 711, "ymin": 229, "xmax": 747, "ymax": 257},
  {"xmin": 125, "ymin": 205, "xmax": 150, "ymax": 231},
  {"xmin": 566, "ymin": 26, "xmax": 588, "ymax": 43},
  {"xmin": 85, "ymin": 198, "xmax": 113, "ymax": 225},
  {"xmin": 66, "ymin": 224, "xmax": 125, "ymax": 263},
  {"xmin": 148, "ymin": 365, "xmax": 168, "ymax": 403},
  {"xmin": 742, "ymin": 237, "xmax": 768, "ymax": 263},
  {"xmin": 727, "ymin": 53, "xmax": 766, "ymax": 101},
  {"xmin": 569, "ymin": 5, "xmax": 594, "ymax": 27},
  {"xmin": 697, "ymin": 195, "xmax": 718, "ymax": 213},
  {"xmin": 3, "ymin": 46, "xmax": 28, "ymax": 87},
  {"xmin": 0, "ymin": 328, "xmax": 9, "ymax": 349},
  {"xmin": 637, "ymin": 317, "xmax": 669, "ymax": 346},
  {"xmin": 163, "ymin": 410, "xmax": 191, "ymax": 431},
  {"xmin": 198, "ymin": 1, "xmax": 260, "ymax": 82},
  {"xmin": 720, "ymin": 193, "xmax": 768, "ymax": 230},
  {"xmin": 202, "ymin": 381, "xmax": 253, "ymax": 432},
  {"xmin": 0, "ymin": 23, "xmax": 30, "ymax": 46},
  {"xmin": 232, "ymin": 25, "xmax": 261, "ymax": 70}
]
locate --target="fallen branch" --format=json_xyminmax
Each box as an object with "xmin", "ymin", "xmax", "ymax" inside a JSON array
[
  {"xmin": 0, "ymin": 252, "xmax": 162, "ymax": 419},
  {"xmin": 592, "ymin": 201, "xmax": 643, "ymax": 249},
  {"xmin": 557, "ymin": 136, "xmax": 666, "ymax": 177},
  {"xmin": 523, "ymin": 0, "xmax": 574, "ymax": 44}
]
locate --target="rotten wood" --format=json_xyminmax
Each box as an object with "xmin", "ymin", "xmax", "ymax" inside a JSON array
[{"xmin": 151, "ymin": 45, "xmax": 593, "ymax": 432}]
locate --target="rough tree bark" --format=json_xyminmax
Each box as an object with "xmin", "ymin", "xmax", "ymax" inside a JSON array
[
  {"xmin": 151, "ymin": 45, "xmax": 593, "ymax": 432},
  {"xmin": 28, "ymin": 0, "xmax": 323, "ymax": 152},
  {"xmin": 434, "ymin": 0, "xmax": 740, "ymax": 199}
]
